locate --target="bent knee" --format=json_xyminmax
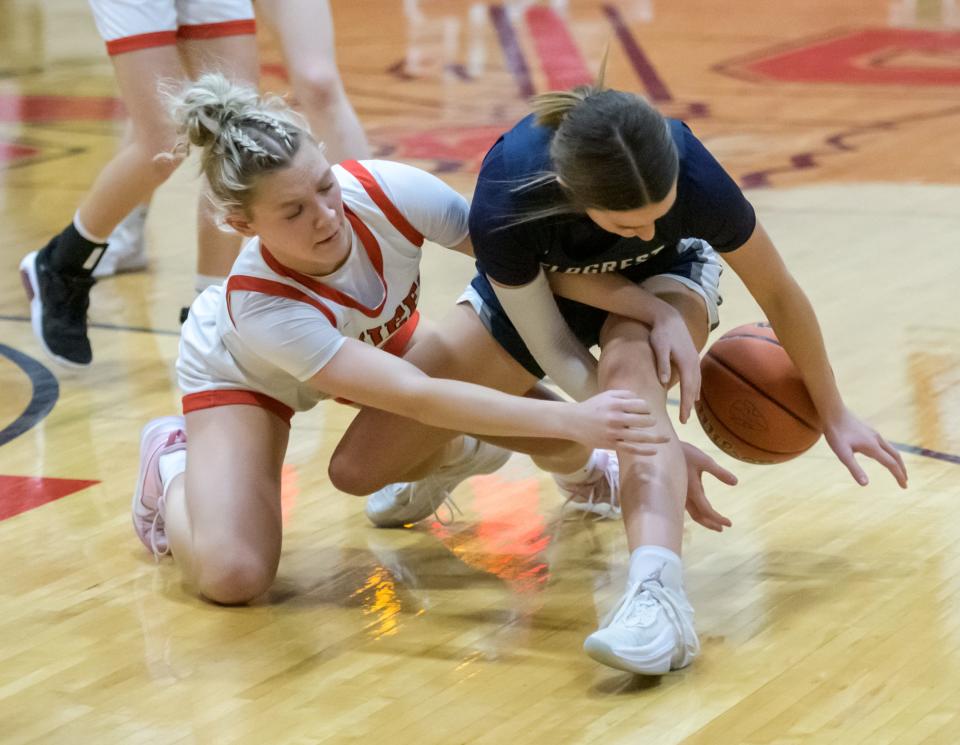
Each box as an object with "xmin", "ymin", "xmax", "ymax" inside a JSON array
[
  {"xmin": 327, "ymin": 453, "xmax": 389, "ymax": 496},
  {"xmin": 293, "ymin": 69, "xmax": 344, "ymax": 110},
  {"xmin": 130, "ymin": 142, "xmax": 179, "ymax": 185},
  {"xmin": 194, "ymin": 548, "xmax": 277, "ymax": 605}
]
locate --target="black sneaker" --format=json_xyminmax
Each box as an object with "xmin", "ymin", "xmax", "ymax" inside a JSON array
[{"xmin": 19, "ymin": 247, "xmax": 96, "ymax": 367}]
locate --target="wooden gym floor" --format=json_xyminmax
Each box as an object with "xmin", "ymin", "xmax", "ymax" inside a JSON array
[{"xmin": 1, "ymin": 1, "xmax": 959, "ymax": 743}]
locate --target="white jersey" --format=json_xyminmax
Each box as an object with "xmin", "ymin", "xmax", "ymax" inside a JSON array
[{"xmin": 177, "ymin": 159, "xmax": 469, "ymax": 421}]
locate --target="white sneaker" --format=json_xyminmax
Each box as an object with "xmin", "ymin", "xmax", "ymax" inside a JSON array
[
  {"xmin": 94, "ymin": 205, "xmax": 148, "ymax": 278},
  {"xmin": 365, "ymin": 438, "xmax": 511, "ymax": 528},
  {"xmin": 555, "ymin": 450, "xmax": 621, "ymax": 520},
  {"xmin": 583, "ymin": 562, "xmax": 700, "ymax": 675}
]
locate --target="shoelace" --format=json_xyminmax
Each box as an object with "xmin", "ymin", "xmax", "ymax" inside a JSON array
[
  {"xmin": 51, "ymin": 272, "xmax": 95, "ymax": 326},
  {"xmin": 147, "ymin": 430, "xmax": 186, "ymax": 560},
  {"xmin": 431, "ymin": 493, "xmax": 462, "ymax": 526},
  {"xmin": 559, "ymin": 466, "xmax": 621, "ymax": 520},
  {"xmin": 602, "ymin": 571, "xmax": 687, "ymax": 650},
  {"xmin": 148, "ymin": 494, "xmax": 171, "ymax": 561}
]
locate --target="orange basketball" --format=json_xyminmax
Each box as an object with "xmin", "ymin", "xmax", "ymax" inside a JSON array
[{"xmin": 694, "ymin": 322, "xmax": 822, "ymax": 464}]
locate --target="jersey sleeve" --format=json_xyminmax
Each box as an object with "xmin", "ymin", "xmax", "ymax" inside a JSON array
[
  {"xmin": 468, "ymin": 146, "xmax": 544, "ymax": 286},
  {"xmin": 362, "ymin": 160, "xmax": 470, "ymax": 248},
  {"xmin": 231, "ymin": 291, "xmax": 347, "ymax": 381},
  {"xmin": 677, "ymin": 123, "xmax": 757, "ymax": 252}
]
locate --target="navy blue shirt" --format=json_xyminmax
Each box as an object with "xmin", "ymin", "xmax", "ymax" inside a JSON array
[{"xmin": 469, "ymin": 114, "xmax": 757, "ymax": 286}]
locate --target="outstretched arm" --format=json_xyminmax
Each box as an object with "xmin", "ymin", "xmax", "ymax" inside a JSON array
[
  {"xmin": 724, "ymin": 222, "xmax": 907, "ymax": 488},
  {"xmin": 309, "ymin": 338, "xmax": 667, "ymax": 454}
]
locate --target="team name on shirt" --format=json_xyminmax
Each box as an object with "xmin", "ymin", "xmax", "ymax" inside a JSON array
[
  {"xmin": 357, "ymin": 276, "xmax": 420, "ymax": 347},
  {"xmin": 542, "ymin": 244, "xmax": 667, "ymax": 274}
]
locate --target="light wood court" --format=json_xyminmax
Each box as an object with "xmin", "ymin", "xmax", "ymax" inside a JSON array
[{"xmin": 2, "ymin": 1, "xmax": 959, "ymax": 742}]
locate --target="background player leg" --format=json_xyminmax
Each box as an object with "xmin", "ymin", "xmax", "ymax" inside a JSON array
[
  {"xmin": 178, "ymin": 34, "xmax": 261, "ymax": 279},
  {"xmin": 258, "ymin": 0, "xmax": 370, "ymax": 164},
  {"xmin": 93, "ymin": 121, "xmax": 150, "ymax": 279},
  {"xmin": 19, "ymin": 45, "xmax": 190, "ymax": 366}
]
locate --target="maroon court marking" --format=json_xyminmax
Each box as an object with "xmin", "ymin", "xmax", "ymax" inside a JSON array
[
  {"xmin": 525, "ymin": 5, "xmax": 592, "ymax": 90},
  {"xmin": 602, "ymin": 4, "xmax": 672, "ymax": 102},
  {"xmin": 740, "ymin": 104, "xmax": 960, "ymax": 187},
  {"xmin": 489, "ymin": 4, "xmax": 536, "ymax": 98},
  {"xmin": 0, "ymin": 476, "xmax": 99, "ymax": 521}
]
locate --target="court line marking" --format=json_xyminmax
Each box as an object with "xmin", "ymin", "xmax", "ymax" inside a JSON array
[
  {"xmin": 662, "ymin": 396, "xmax": 956, "ymax": 466},
  {"xmin": 602, "ymin": 5, "xmax": 673, "ymax": 102},
  {"xmin": 0, "ymin": 314, "xmax": 180, "ymax": 336},
  {"xmin": 0, "ymin": 315, "xmax": 954, "ymax": 467},
  {"xmin": 0, "ymin": 343, "xmax": 59, "ymax": 447},
  {"xmin": 489, "ymin": 5, "xmax": 535, "ymax": 98}
]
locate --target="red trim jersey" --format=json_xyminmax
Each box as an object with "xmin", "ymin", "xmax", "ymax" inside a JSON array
[{"xmin": 177, "ymin": 160, "xmax": 469, "ymax": 414}]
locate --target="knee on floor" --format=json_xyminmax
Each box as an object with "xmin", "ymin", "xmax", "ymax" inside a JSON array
[{"xmin": 194, "ymin": 545, "xmax": 277, "ymax": 605}]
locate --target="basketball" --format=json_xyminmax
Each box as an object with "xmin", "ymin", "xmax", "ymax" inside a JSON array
[{"xmin": 694, "ymin": 322, "xmax": 822, "ymax": 464}]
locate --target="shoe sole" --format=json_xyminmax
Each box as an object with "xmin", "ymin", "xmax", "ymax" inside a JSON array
[
  {"xmin": 19, "ymin": 251, "xmax": 90, "ymax": 369},
  {"xmin": 583, "ymin": 636, "xmax": 673, "ymax": 676},
  {"xmin": 131, "ymin": 416, "xmax": 186, "ymax": 549},
  {"xmin": 563, "ymin": 501, "xmax": 622, "ymax": 520},
  {"xmin": 364, "ymin": 482, "xmax": 420, "ymax": 528}
]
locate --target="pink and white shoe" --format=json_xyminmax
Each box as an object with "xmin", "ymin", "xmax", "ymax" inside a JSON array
[
  {"xmin": 555, "ymin": 450, "xmax": 621, "ymax": 520},
  {"xmin": 132, "ymin": 416, "xmax": 187, "ymax": 558}
]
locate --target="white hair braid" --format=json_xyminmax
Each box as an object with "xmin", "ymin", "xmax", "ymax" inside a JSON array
[
  {"xmin": 224, "ymin": 123, "xmax": 276, "ymax": 160},
  {"xmin": 244, "ymin": 112, "xmax": 294, "ymax": 149}
]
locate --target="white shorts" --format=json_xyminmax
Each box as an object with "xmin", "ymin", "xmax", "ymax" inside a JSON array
[
  {"xmin": 88, "ymin": 0, "xmax": 255, "ymax": 56},
  {"xmin": 176, "ymin": 285, "xmax": 423, "ymax": 426},
  {"xmin": 176, "ymin": 286, "xmax": 313, "ymax": 427}
]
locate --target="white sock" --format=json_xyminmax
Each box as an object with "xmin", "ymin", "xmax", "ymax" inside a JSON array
[
  {"xmin": 556, "ymin": 450, "xmax": 602, "ymax": 484},
  {"xmin": 158, "ymin": 450, "xmax": 187, "ymax": 497},
  {"xmin": 73, "ymin": 211, "xmax": 110, "ymax": 244},
  {"xmin": 194, "ymin": 273, "xmax": 225, "ymax": 294},
  {"xmin": 442, "ymin": 435, "xmax": 479, "ymax": 469},
  {"xmin": 628, "ymin": 545, "xmax": 683, "ymax": 589}
]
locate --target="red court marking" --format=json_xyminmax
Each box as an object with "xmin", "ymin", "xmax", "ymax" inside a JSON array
[
  {"xmin": 280, "ymin": 463, "xmax": 299, "ymax": 526},
  {"xmin": 525, "ymin": 6, "xmax": 592, "ymax": 91},
  {"xmin": 0, "ymin": 94, "xmax": 126, "ymax": 123},
  {"xmin": 0, "ymin": 142, "xmax": 40, "ymax": 164},
  {"xmin": 259, "ymin": 62, "xmax": 290, "ymax": 82},
  {"xmin": 0, "ymin": 476, "xmax": 99, "ymax": 520},
  {"xmin": 738, "ymin": 29, "xmax": 960, "ymax": 86},
  {"xmin": 373, "ymin": 125, "xmax": 505, "ymax": 173},
  {"xmin": 430, "ymin": 473, "xmax": 551, "ymax": 593}
]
